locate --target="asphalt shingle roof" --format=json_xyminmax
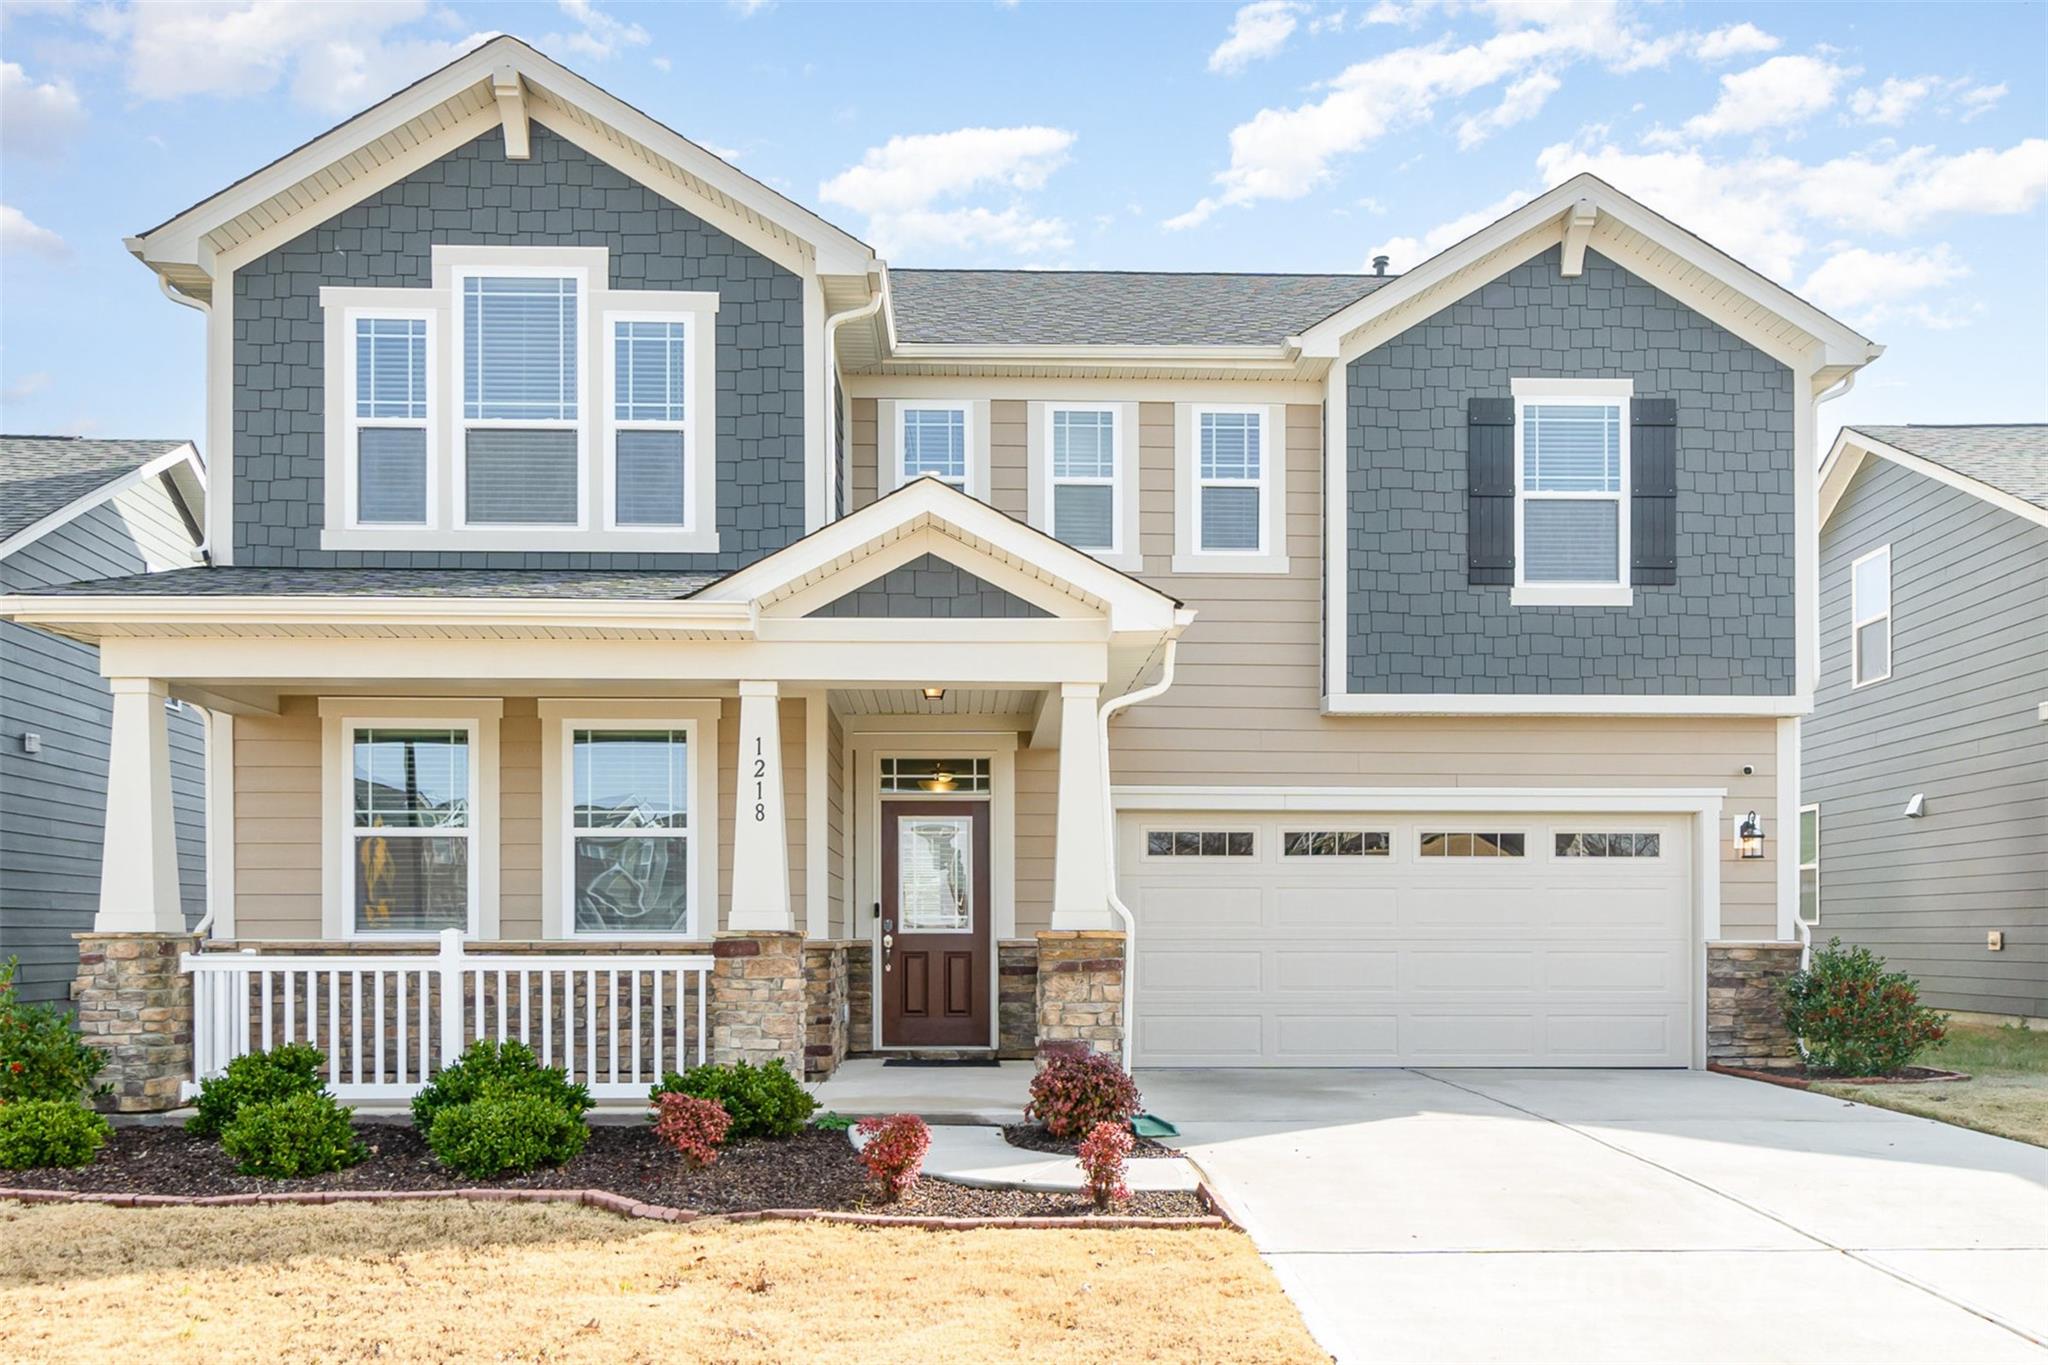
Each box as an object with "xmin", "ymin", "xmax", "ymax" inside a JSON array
[
  {"xmin": 30, "ymin": 567, "xmax": 725, "ymax": 599},
  {"xmin": 1850, "ymin": 425, "xmax": 2048, "ymax": 511},
  {"xmin": 887, "ymin": 270, "xmax": 1393, "ymax": 346},
  {"xmin": 0, "ymin": 436, "xmax": 192, "ymax": 544}
]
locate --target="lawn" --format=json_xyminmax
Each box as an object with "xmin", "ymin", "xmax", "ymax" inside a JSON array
[
  {"xmin": 0, "ymin": 1200, "xmax": 1325, "ymax": 1364},
  {"xmin": 1813, "ymin": 1022, "xmax": 2048, "ymax": 1147}
]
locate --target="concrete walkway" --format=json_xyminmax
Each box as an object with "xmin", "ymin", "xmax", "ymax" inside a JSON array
[
  {"xmin": 806, "ymin": 1058, "xmax": 1032, "ymax": 1124},
  {"xmin": 847, "ymin": 1123, "xmax": 1199, "ymax": 1193},
  {"xmin": 1137, "ymin": 1067, "xmax": 2048, "ymax": 1364}
]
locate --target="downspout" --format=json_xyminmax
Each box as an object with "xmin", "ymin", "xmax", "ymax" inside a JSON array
[
  {"xmin": 1095, "ymin": 635, "xmax": 1182, "ymax": 1072},
  {"xmin": 821, "ymin": 290, "xmax": 886, "ymax": 522}
]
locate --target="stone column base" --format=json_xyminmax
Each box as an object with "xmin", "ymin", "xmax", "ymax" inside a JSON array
[
  {"xmin": 1706, "ymin": 941, "xmax": 1804, "ymax": 1071},
  {"xmin": 999, "ymin": 939, "xmax": 1040, "ymax": 1060},
  {"xmin": 802, "ymin": 941, "xmax": 850, "ymax": 1081},
  {"xmin": 1034, "ymin": 930, "xmax": 1124, "ymax": 1064},
  {"xmin": 844, "ymin": 940, "xmax": 874, "ymax": 1057},
  {"xmin": 72, "ymin": 932, "xmax": 199, "ymax": 1113},
  {"xmin": 710, "ymin": 931, "xmax": 805, "ymax": 1072}
]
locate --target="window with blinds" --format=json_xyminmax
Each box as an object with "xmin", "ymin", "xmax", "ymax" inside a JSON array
[
  {"xmin": 1519, "ymin": 399, "xmax": 1624, "ymax": 584},
  {"xmin": 460, "ymin": 273, "xmax": 581, "ymax": 526},
  {"xmin": 902, "ymin": 407, "xmax": 967, "ymax": 488},
  {"xmin": 1197, "ymin": 408, "xmax": 1264, "ymax": 553},
  {"xmin": 1051, "ymin": 408, "xmax": 1118, "ymax": 551},
  {"xmin": 610, "ymin": 319, "xmax": 689, "ymax": 526},
  {"xmin": 351, "ymin": 317, "xmax": 430, "ymax": 526}
]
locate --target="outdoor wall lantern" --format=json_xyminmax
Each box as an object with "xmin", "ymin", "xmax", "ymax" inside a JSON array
[{"xmin": 1735, "ymin": 810, "xmax": 1766, "ymax": 859}]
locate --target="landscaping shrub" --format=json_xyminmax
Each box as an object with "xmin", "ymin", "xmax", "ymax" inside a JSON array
[
  {"xmin": 652, "ymin": 1093, "xmax": 732, "ymax": 1170},
  {"xmin": 0, "ymin": 958, "xmax": 107, "ymax": 1105},
  {"xmin": 1025, "ymin": 1050, "xmax": 1142, "ymax": 1140},
  {"xmin": 187, "ymin": 1042, "xmax": 327, "ymax": 1138},
  {"xmin": 426, "ymin": 1093, "xmax": 590, "ymax": 1178},
  {"xmin": 854, "ymin": 1113, "xmax": 929, "ymax": 1202},
  {"xmin": 1781, "ymin": 938, "xmax": 1949, "ymax": 1077},
  {"xmin": 1078, "ymin": 1120, "xmax": 1134, "ymax": 1210},
  {"xmin": 410, "ymin": 1040, "xmax": 591, "ymax": 1137},
  {"xmin": 649, "ymin": 1059, "xmax": 815, "ymax": 1140},
  {"xmin": 219, "ymin": 1091, "xmax": 366, "ymax": 1178},
  {"xmin": 0, "ymin": 1099, "xmax": 111, "ymax": 1169}
]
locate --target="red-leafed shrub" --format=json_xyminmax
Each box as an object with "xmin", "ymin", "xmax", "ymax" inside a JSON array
[
  {"xmin": 653, "ymin": 1093, "xmax": 732, "ymax": 1170},
  {"xmin": 1025, "ymin": 1050, "xmax": 1141, "ymax": 1140},
  {"xmin": 1078, "ymin": 1120, "xmax": 1133, "ymax": 1210},
  {"xmin": 855, "ymin": 1113, "xmax": 930, "ymax": 1201}
]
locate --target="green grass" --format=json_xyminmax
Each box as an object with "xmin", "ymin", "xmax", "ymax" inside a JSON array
[
  {"xmin": 1921, "ymin": 1021, "xmax": 2048, "ymax": 1075},
  {"xmin": 1815, "ymin": 1022, "xmax": 2048, "ymax": 1147}
]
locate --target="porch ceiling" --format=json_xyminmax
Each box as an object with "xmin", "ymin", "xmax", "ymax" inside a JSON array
[{"xmin": 833, "ymin": 687, "xmax": 1041, "ymax": 717}]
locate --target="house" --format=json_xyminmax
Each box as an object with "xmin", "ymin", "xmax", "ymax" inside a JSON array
[
  {"xmin": 0, "ymin": 437, "xmax": 209, "ymax": 1003},
  {"xmin": 1807, "ymin": 425, "xmax": 2047, "ymax": 1022},
  {"xmin": 0, "ymin": 36, "xmax": 1886, "ymax": 1110}
]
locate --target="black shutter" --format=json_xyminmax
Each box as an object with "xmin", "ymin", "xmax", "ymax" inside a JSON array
[
  {"xmin": 1467, "ymin": 397, "xmax": 1515, "ymax": 585},
  {"xmin": 1631, "ymin": 398, "xmax": 1677, "ymax": 586}
]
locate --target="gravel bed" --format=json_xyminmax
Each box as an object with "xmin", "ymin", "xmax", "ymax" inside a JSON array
[{"xmin": 1001, "ymin": 1122, "xmax": 1184, "ymax": 1159}]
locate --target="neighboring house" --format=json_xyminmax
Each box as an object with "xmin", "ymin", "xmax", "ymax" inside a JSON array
[
  {"xmin": 1807, "ymin": 425, "xmax": 2047, "ymax": 1021},
  {"xmin": 0, "ymin": 37, "xmax": 1884, "ymax": 1090},
  {"xmin": 0, "ymin": 437, "xmax": 209, "ymax": 1003}
]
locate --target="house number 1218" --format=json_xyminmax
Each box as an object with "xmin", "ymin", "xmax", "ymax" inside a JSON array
[{"xmin": 753, "ymin": 737, "xmax": 766, "ymax": 822}]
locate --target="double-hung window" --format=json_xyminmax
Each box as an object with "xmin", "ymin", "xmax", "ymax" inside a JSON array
[
  {"xmin": 1798, "ymin": 805, "xmax": 1820, "ymax": 925},
  {"xmin": 458, "ymin": 270, "xmax": 583, "ymax": 527},
  {"xmin": 349, "ymin": 726, "xmax": 475, "ymax": 936},
  {"xmin": 901, "ymin": 406, "xmax": 968, "ymax": 490},
  {"xmin": 1851, "ymin": 545, "xmax": 1891, "ymax": 685},
  {"xmin": 1046, "ymin": 404, "xmax": 1123, "ymax": 556},
  {"xmin": 607, "ymin": 317, "xmax": 692, "ymax": 528},
  {"xmin": 1511, "ymin": 379, "xmax": 1631, "ymax": 606},
  {"xmin": 347, "ymin": 313, "xmax": 433, "ymax": 526},
  {"xmin": 569, "ymin": 729, "xmax": 693, "ymax": 935},
  {"xmin": 1197, "ymin": 409, "xmax": 1264, "ymax": 552}
]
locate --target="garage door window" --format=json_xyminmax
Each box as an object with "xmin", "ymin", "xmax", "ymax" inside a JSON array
[
  {"xmin": 1283, "ymin": 831, "xmax": 1389, "ymax": 857},
  {"xmin": 1146, "ymin": 830, "xmax": 1255, "ymax": 858},
  {"xmin": 1555, "ymin": 832, "xmax": 1662, "ymax": 858},
  {"xmin": 1419, "ymin": 831, "xmax": 1525, "ymax": 858}
]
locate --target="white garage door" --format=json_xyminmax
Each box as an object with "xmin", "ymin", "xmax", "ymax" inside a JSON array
[{"xmin": 1121, "ymin": 812, "xmax": 1693, "ymax": 1067}]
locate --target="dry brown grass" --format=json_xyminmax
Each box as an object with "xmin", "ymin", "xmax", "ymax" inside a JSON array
[
  {"xmin": 0, "ymin": 1200, "xmax": 1325, "ymax": 1364},
  {"xmin": 1812, "ymin": 1023, "xmax": 2048, "ymax": 1147}
]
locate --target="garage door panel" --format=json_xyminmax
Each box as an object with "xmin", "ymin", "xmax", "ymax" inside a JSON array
[
  {"xmin": 1139, "ymin": 947, "xmax": 1263, "ymax": 994},
  {"xmin": 1545, "ymin": 1011, "xmax": 1685, "ymax": 1060},
  {"xmin": 1276, "ymin": 1014, "xmax": 1399, "ymax": 1063},
  {"xmin": 1399, "ymin": 886, "xmax": 1545, "ymax": 933},
  {"xmin": 1404, "ymin": 949, "xmax": 1539, "ymax": 993},
  {"xmin": 1535, "ymin": 885, "xmax": 1688, "ymax": 933},
  {"xmin": 1274, "ymin": 886, "xmax": 1399, "ymax": 930},
  {"xmin": 1133, "ymin": 884, "xmax": 1267, "ymax": 932},
  {"xmin": 1136, "ymin": 1011, "xmax": 1264, "ymax": 1062},
  {"xmin": 1274, "ymin": 949, "xmax": 1398, "ymax": 994},
  {"xmin": 1402, "ymin": 1012, "xmax": 1541, "ymax": 1060},
  {"xmin": 1544, "ymin": 948, "xmax": 1685, "ymax": 994}
]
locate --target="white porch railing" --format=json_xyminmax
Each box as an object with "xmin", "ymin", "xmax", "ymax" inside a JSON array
[{"xmin": 184, "ymin": 929, "xmax": 714, "ymax": 1103}]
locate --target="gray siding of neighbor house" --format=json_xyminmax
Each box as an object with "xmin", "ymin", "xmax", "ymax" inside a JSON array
[
  {"xmin": 1346, "ymin": 246, "xmax": 1796, "ymax": 695},
  {"xmin": 0, "ymin": 484, "xmax": 207, "ymax": 1004},
  {"xmin": 806, "ymin": 554, "xmax": 1051, "ymax": 618},
  {"xmin": 1805, "ymin": 456, "xmax": 2048, "ymax": 1018},
  {"xmin": 231, "ymin": 122, "xmax": 804, "ymax": 570}
]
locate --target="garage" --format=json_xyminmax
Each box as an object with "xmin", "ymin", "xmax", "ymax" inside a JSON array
[{"xmin": 1119, "ymin": 811, "xmax": 1695, "ymax": 1067}]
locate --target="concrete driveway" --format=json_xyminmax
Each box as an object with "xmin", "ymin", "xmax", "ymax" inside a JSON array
[{"xmin": 1137, "ymin": 1068, "xmax": 2048, "ymax": 1364}]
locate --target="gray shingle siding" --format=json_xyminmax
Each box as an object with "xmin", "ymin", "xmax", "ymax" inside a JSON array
[
  {"xmin": 231, "ymin": 122, "xmax": 804, "ymax": 571},
  {"xmin": 806, "ymin": 553, "xmax": 1050, "ymax": 618},
  {"xmin": 1805, "ymin": 456, "xmax": 2048, "ymax": 1018},
  {"xmin": 1, "ymin": 488, "xmax": 206, "ymax": 1005},
  {"xmin": 1345, "ymin": 246, "xmax": 1796, "ymax": 695}
]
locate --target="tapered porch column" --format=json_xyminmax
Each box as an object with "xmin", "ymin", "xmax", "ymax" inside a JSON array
[
  {"xmin": 728, "ymin": 679, "xmax": 792, "ymax": 931},
  {"xmin": 1050, "ymin": 682, "xmax": 1114, "ymax": 929},
  {"xmin": 96, "ymin": 677, "xmax": 184, "ymax": 933}
]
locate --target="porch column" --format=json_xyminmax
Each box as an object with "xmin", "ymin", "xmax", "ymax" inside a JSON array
[
  {"xmin": 1050, "ymin": 682, "xmax": 1113, "ymax": 929},
  {"xmin": 97, "ymin": 677, "xmax": 184, "ymax": 933},
  {"xmin": 728, "ymin": 679, "xmax": 792, "ymax": 931}
]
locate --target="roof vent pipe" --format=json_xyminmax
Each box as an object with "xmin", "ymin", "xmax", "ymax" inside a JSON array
[{"xmin": 1372, "ymin": 255, "xmax": 1390, "ymax": 276}]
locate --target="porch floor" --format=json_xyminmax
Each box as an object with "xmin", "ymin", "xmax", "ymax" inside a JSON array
[{"xmin": 806, "ymin": 1058, "xmax": 1033, "ymax": 1124}]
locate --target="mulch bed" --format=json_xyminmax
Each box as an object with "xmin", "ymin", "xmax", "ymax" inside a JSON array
[
  {"xmin": 3, "ymin": 1123, "xmax": 1208, "ymax": 1221},
  {"xmin": 1001, "ymin": 1122, "xmax": 1184, "ymax": 1159},
  {"xmin": 1710, "ymin": 1062, "xmax": 1973, "ymax": 1090}
]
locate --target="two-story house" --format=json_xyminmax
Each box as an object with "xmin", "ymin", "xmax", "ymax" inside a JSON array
[{"xmin": 0, "ymin": 37, "xmax": 1883, "ymax": 1109}]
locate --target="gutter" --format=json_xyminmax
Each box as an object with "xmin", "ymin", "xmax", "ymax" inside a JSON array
[
  {"xmin": 1094, "ymin": 634, "xmax": 1182, "ymax": 1073},
  {"xmin": 822, "ymin": 285, "xmax": 888, "ymax": 519}
]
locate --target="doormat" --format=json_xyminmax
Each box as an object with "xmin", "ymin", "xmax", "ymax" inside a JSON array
[{"xmin": 882, "ymin": 1058, "xmax": 1003, "ymax": 1068}]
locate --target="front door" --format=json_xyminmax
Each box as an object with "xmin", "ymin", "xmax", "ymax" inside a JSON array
[{"xmin": 880, "ymin": 800, "xmax": 992, "ymax": 1048}]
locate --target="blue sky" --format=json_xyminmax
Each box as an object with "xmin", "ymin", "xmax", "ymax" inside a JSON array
[{"xmin": 2, "ymin": 0, "xmax": 2043, "ymax": 451}]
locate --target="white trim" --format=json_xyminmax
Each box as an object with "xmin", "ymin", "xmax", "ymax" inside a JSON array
[
  {"xmin": 0, "ymin": 444, "xmax": 205, "ymax": 562},
  {"xmin": 1776, "ymin": 716, "xmax": 1799, "ymax": 940},
  {"xmin": 842, "ymin": 374, "xmax": 1330, "ymax": 404},
  {"xmin": 1321, "ymin": 692, "xmax": 1810, "ymax": 717},
  {"xmin": 1511, "ymin": 378, "xmax": 1633, "ymax": 608},
  {"xmin": 879, "ymin": 398, "xmax": 991, "ymax": 499},
  {"xmin": 1324, "ymin": 361, "xmax": 1347, "ymax": 697},
  {"xmin": 1849, "ymin": 543, "xmax": 1893, "ymax": 688},
  {"xmin": 1820, "ymin": 428, "xmax": 2048, "ymax": 532},
  {"xmin": 536, "ymin": 700, "xmax": 721, "ymax": 940},
  {"xmin": 1112, "ymin": 784, "xmax": 1728, "ymax": 814},
  {"xmin": 1510, "ymin": 585, "xmax": 1634, "ymax": 608},
  {"xmin": 204, "ymin": 710, "xmax": 235, "ymax": 939},
  {"xmin": 599, "ymin": 297, "xmax": 721, "ymax": 550},
  {"xmin": 1172, "ymin": 402, "xmax": 1289, "ymax": 575},
  {"xmin": 1027, "ymin": 400, "xmax": 1142, "ymax": 572},
  {"xmin": 1797, "ymin": 801, "xmax": 1821, "ymax": 929},
  {"xmin": 802, "ymin": 690, "xmax": 830, "ymax": 939}
]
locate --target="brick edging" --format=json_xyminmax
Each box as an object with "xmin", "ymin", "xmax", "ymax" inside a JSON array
[{"xmin": 0, "ymin": 1184, "xmax": 1235, "ymax": 1232}]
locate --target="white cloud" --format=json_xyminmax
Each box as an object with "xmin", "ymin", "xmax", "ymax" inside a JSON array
[
  {"xmin": 1, "ymin": 62, "xmax": 85, "ymax": 160},
  {"xmin": 1799, "ymin": 243, "xmax": 1968, "ymax": 321},
  {"xmin": 1692, "ymin": 23, "xmax": 1779, "ymax": 63},
  {"xmin": 1209, "ymin": 1, "xmax": 1306, "ymax": 74},
  {"xmin": 1363, "ymin": 0, "xmax": 1439, "ymax": 26},
  {"xmin": 542, "ymin": 0, "xmax": 649, "ymax": 63},
  {"xmin": 2, "ymin": 371, "xmax": 53, "ymax": 404},
  {"xmin": 1367, "ymin": 187, "xmax": 1532, "ymax": 273},
  {"xmin": 1533, "ymin": 139, "xmax": 1811, "ymax": 278},
  {"xmin": 1849, "ymin": 76, "xmax": 1938, "ymax": 127},
  {"xmin": 651, "ymin": 55, "xmax": 672, "ymax": 73},
  {"xmin": 819, "ymin": 126, "xmax": 1077, "ymax": 257},
  {"xmin": 1675, "ymin": 54, "xmax": 1853, "ymax": 141},
  {"xmin": 1959, "ymin": 82, "xmax": 2007, "ymax": 120},
  {"xmin": 1309, "ymin": 8, "xmax": 1350, "ymax": 36},
  {"xmin": 1455, "ymin": 69, "xmax": 1560, "ymax": 148},
  {"xmin": 0, "ymin": 203, "xmax": 69, "ymax": 262},
  {"xmin": 1793, "ymin": 139, "xmax": 2048, "ymax": 232}
]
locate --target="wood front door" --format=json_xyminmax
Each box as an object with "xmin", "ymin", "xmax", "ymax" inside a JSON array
[{"xmin": 880, "ymin": 800, "xmax": 992, "ymax": 1048}]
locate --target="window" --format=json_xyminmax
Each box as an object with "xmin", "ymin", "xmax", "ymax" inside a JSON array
[
  {"xmin": 1555, "ymin": 832, "xmax": 1662, "ymax": 858},
  {"xmin": 900, "ymin": 407, "xmax": 968, "ymax": 489},
  {"xmin": 1050, "ymin": 407, "xmax": 1120, "ymax": 552},
  {"xmin": 1418, "ymin": 831, "xmax": 1526, "ymax": 858},
  {"xmin": 1145, "ymin": 830, "xmax": 1256, "ymax": 858},
  {"xmin": 880, "ymin": 756, "xmax": 991, "ymax": 794},
  {"xmin": 350, "ymin": 727, "xmax": 474, "ymax": 935},
  {"xmin": 1851, "ymin": 545, "xmax": 1891, "ymax": 686},
  {"xmin": 1197, "ymin": 409, "xmax": 1264, "ymax": 552},
  {"xmin": 569, "ymin": 730, "xmax": 692, "ymax": 935},
  {"xmin": 607, "ymin": 317, "xmax": 692, "ymax": 528},
  {"xmin": 347, "ymin": 314, "xmax": 432, "ymax": 526},
  {"xmin": 458, "ymin": 271, "xmax": 582, "ymax": 527},
  {"xmin": 1283, "ymin": 831, "xmax": 1389, "ymax": 857},
  {"xmin": 1798, "ymin": 805, "xmax": 1820, "ymax": 925},
  {"xmin": 1510, "ymin": 379, "xmax": 1631, "ymax": 606}
]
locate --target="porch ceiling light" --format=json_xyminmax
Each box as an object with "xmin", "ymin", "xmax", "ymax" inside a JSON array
[
  {"xmin": 1736, "ymin": 810, "xmax": 1765, "ymax": 860},
  {"xmin": 921, "ymin": 687, "xmax": 946, "ymax": 701},
  {"xmin": 921, "ymin": 764, "xmax": 957, "ymax": 793}
]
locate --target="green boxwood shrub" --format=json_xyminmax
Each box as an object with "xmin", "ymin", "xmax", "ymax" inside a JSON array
[
  {"xmin": 410, "ymin": 1040, "xmax": 591, "ymax": 1138},
  {"xmin": 648, "ymin": 1059, "xmax": 815, "ymax": 1140},
  {"xmin": 0, "ymin": 957, "xmax": 107, "ymax": 1105},
  {"xmin": 220, "ymin": 1091, "xmax": 366, "ymax": 1178},
  {"xmin": 0, "ymin": 1099, "xmax": 112, "ymax": 1169},
  {"xmin": 1781, "ymin": 938, "xmax": 1949, "ymax": 1077},
  {"xmin": 427, "ymin": 1093, "xmax": 589, "ymax": 1177},
  {"xmin": 187, "ymin": 1042, "xmax": 327, "ymax": 1137}
]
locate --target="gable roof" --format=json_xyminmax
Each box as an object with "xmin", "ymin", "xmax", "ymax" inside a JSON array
[
  {"xmin": 888, "ymin": 270, "xmax": 1391, "ymax": 347},
  {"xmin": 1821, "ymin": 424, "xmax": 2048, "ymax": 530},
  {"xmin": 0, "ymin": 437, "xmax": 205, "ymax": 554}
]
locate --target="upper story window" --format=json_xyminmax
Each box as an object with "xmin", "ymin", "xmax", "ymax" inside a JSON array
[
  {"xmin": 320, "ymin": 246, "xmax": 719, "ymax": 553},
  {"xmin": 877, "ymin": 399, "xmax": 987, "ymax": 501},
  {"xmin": 1174, "ymin": 403, "xmax": 1288, "ymax": 575},
  {"xmin": 1509, "ymin": 378, "xmax": 1632, "ymax": 608},
  {"xmin": 902, "ymin": 407, "xmax": 968, "ymax": 489},
  {"xmin": 1851, "ymin": 545, "xmax": 1892, "ymax": 686},
  {"xmin": 1030, "ymin": 400, "xmax": 1139, "ymax": 570}
]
